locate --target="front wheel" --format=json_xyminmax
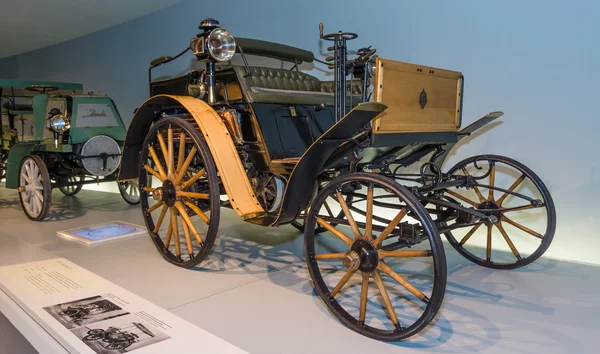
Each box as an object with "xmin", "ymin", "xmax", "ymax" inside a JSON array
[
  {"xmin": 139, "ymin": 117, "xmax": 221, "ymax": 268},
  {"xmin": 18, "ymin": 155, "xmax": 51, "ymax": 220},
  {"xmin": 305, "ymin": 173, "xmax": 446, "ymax": 341}
]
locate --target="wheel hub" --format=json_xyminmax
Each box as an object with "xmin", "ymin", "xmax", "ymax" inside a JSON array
[
  {"xmin": 161, "ymin": 180, "xmax": 177, "ymax": 207},
  {"xmin": 479, "ymin": 201, "xmax": 502, "ymax": 219},
  {"xmin": 349, "ymin": 239, "xmax": 379, "ymax": 273}
]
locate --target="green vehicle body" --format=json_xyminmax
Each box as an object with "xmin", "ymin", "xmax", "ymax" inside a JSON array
[{"xmin": 4, "ymin": 95, "xmax": 126, "ymax": 188}]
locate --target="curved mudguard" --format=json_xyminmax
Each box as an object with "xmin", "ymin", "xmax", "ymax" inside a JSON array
[
  {"xmin": 248, "ymin": 102, "xmax": 388, "ymax": 226},
  {"xmin": 5, "ymin": 141, "xmax": 40, "ymax": 189},
  {"xmin": 118, "ymin": 95, "xmax": 266, "ymax": 220}
]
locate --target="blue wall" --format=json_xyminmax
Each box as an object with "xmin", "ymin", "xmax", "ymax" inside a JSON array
[{"xmin": 1, "ymin": 0, "xmax": 598, "ymax": 262}]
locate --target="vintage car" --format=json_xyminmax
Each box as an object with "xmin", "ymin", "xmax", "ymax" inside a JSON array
[
  {"xmin": 118, "ymin": 18, "xmax": 556, "ymax": 341},
  {"xmin": 0, "ymin": 79, "xmax": 141, "ymax": 220}
]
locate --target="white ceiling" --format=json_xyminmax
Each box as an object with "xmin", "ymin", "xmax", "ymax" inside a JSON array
[{"xmin": 0, "ymin": 0, "xmax": 187, "ymax": 58}]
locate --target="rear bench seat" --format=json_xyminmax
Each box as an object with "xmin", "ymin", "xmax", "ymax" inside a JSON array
[{"xmin": 233, "ymin": 66, "xmax": 362, "ymax": 106}]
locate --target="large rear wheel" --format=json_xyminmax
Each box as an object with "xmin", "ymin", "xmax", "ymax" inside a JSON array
[
  {"xmin": 305, "ymin": 173, "xmax": 446, "ymax": 341},
  {"xmin": 139, "ymin": 117, "xmax": 220, "ymax": 268}
]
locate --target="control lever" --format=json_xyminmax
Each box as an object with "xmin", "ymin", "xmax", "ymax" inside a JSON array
[
  {"xmin": 325, "ymin": 55, "xmax": 335, "ymax": 62},
  {"xmin": 327, "ymin": 46, "xmax": 334, "ymax": 51},
  {"xmin": 319, "ymin": 22, "xmax": 324, "ymax": 39}
]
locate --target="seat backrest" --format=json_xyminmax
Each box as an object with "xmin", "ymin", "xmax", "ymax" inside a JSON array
[{"xmin": 233, "ymin": 66, "xmax": 321, "ymax": 96}]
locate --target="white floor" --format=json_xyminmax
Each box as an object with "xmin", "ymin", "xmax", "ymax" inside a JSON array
[{"xmin": 0, "ymin": 185, "xmax": 598, "ymax": 354}]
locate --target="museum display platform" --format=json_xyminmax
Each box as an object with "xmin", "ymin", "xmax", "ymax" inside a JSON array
[{"xmin": 0, "ymin": 184, "xmax": 597, "ymax": 354}]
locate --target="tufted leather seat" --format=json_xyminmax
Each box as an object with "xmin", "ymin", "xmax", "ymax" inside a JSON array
[{"xmin": 233, "ymin": 66, "xmax": 361, "ymax": 106}]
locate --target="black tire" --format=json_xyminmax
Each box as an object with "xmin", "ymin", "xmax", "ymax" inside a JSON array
[
  {"xmin": 139, "ymin": 117, "xmax": 220, "ymax": 268},
  {"xmin": 305, "ymin": 172, "xmax": 446, "ymax": 341},
  {"xmin": 18, "ymin": 155, "xmax": 51, "ymax": 220},
  {"xmin": 443, "ymin": 154, "xmax": 556, "ymax": 269},
  {"xmin": 58, "ymin": 174, "xmax": 84, "ymax": 196}
]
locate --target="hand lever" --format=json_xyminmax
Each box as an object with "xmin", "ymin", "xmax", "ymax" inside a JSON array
[{"xmin": 319, "ymin": 23, "xmax": 324, "ymax": 39}]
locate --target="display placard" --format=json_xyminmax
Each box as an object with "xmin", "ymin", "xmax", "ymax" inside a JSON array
[{"xmin": 0, "ymin": 258, "xmax": 248, "ymax": 354}]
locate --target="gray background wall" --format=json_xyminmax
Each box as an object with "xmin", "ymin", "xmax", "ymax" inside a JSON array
[{"xmin": 0, "ymin": 0, "xmax": 598, "ymax": 263}]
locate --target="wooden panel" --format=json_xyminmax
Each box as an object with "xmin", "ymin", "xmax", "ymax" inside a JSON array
[
  {"xmin": 373, "ymin": 57, "xmax": 462, "ymax": 134},
  {"xmin": 166, "ymin": 95, "xmax": 266, "ymax": 220}
]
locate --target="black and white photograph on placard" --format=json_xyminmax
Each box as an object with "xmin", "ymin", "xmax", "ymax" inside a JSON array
[
  {"xmin": 70, "ymin": 314, "xmax": 171, "ymax": 353},
  {"xmin": 43, "ymin": 295, "xmax": 129, "ymax": 330}
]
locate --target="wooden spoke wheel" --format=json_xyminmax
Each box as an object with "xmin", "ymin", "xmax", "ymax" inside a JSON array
[
  {"xmin": 443, "ymin": 155, "xmax": 556, "ymax": 269},
  {"xmin": 18, "ymin": 155, "xmax": 51, "ymax": 220},
  {"xmin": 118, "ymin": 179, "xmax": 142, "ymax": 205},
  {"xmin": 305, "ymin": 173, "xmax": 446, "ymax": 341},
  {"xmin": 58, "ymin": 174, "xmax": 84, "ymax": 196},
  {"xmin": 138, "ymin": 117, "xmax": 220, "ymax": 268}
]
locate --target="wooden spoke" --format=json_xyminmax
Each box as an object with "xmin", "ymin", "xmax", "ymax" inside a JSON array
[
  {"xmin": 156, "ymin": 133, "xmax": 169, "ymax": 166},
  {"xmin": 164, "ymin": 216, "xmax": 173, "ymax": 249},
  {"xmin": 497, "ymin": 174, "xmax": 526, "ymax": 206},
  {"xmin": 174, "ymin": 147, "xmax": 198, "ymax": 185},
  {"xmin": 459, "ymin": 223, "xmax": 482, "ymax": 245},
  {"xmin": 378, "ymin": 262, "xmax": 429, "ymax": 304},
  {"xmin": 170, "ymin": 207, "xmax": 181, "ymax": 257},
  {"xmin": 181, "ymin": 215, "xmax": 194, "ymax": 255},
  {"xmin": 486, "ymin": 225, "xmax": 492, "ymax": 261},
  {"xmin": 147, "ymin": 201, "xmax": 164, "ymax": 213},
  {"xmin": 378, "ymin": 250, "xmax": 432, "ymax": 259},
  {"xmin": 462, "ymin": 168, "xmax": 486, "ymax": 203},
  {"xmin": 488, "ymin": 163, "xmax": 496, "ymax": 201},
  {"xmin": 153, "ymin": 205, "xmax": 168, "ymax": 233},
  {"xmin": 177, "ymin": 191, "xmax": 209, "ymax": 200},
  {"xmin": 316, "ymin": 217, "xmax": 353, "ymax": 247},
  {"xmin": 174, "ymin": 202, "xmax": 204, "ymax": 244},
  {"xmin": 372, "ymin": 271, "xmax": 399, "ymax": 326},
  {"xmin": 148, "ymin": 146, "xmax": 167, "ymax": 180},
  {"xmin": 373, "ymin": 208, "xmax": 407, "ymax": 248},
  {"xmin": 336, "ymin": 191, "xmax": 361, "ymax": 239},
  {"xmin": 167, "ymin": 127, "xmax": 174, "ymax": 178},
  {"xmin": 445, "ymin": 189, "xmax": 479, "ymax": 207},
  {"xmin": 495, "ymin": 222, "xmax": 522, "ymax": 259},
  {"xmin": 501, "ymin": 216, "xmax": 543, "ymax": 239},
  {"xmin": 502, "ymin": 204, "xmax": 540, "ymax": 213},
  {"xmin": 183, "ymin": 199, "xmax": 210, "ymax": 223},
  {"xmin": 177, "ymin": 132, "xmax": 186, "ymax": 174},
  {"xmin": 364, "ymin": 186, "xmax": 374, "ymax": 239},
  {"xmin": 180, "ymin": 168, "xmax": 205, "ymax": 190},
  {"xmin": 359, "ymin": 272, "xmax": 369, "ymax": 323},
  {"xmin": 330, "ymin": 269, "xmax": 356, "ymax": 297},
  {"xmin": 314, "ymin": 253, "xmax": 346, "ymax": 260},
  {"xmin": 144, "ymin": 165, "xmax": 163, "ymax": 182}
]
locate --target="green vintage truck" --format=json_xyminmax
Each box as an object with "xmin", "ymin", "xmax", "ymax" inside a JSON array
[{"xmin": 0, "ymin": 79, "xmax": 140, "ymax": 220}]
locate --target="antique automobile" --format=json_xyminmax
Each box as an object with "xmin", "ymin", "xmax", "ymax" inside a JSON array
[
  {"xmin": 82, "ymin": 323, "xmax": 154, "ymax": 351},
  {"xmin": 0, "ymin": 79, "xmax": 141, "ymax": 220},
  {"xmin": 58, "ymin": 299, "xmax": 122, "ymax": 326},
  {"xmin": 118, "ymin": 18, "xmax": 556, "ymax": 341}
]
